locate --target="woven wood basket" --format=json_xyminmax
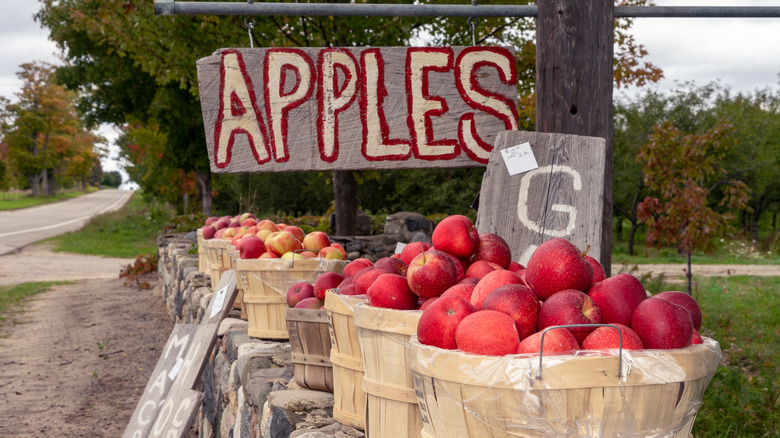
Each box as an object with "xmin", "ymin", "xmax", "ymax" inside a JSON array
[
  {"xmin": 286, "ymin": 307, "xmax": 334, "ymax": 393},
  {"xmin": 226, "ymin": 247, "xmax": 247, "ymax": 319},
  {"xmin": 237, "ymin": 258, "xmax": 347, "ymax": 340},
  {"xmin": 196, "ymin": 228, "xmax": 208, "ymax": 274},
  {"xmin": 203, "ymin": 238, "xmax": 230, "ymax": 287},
  {"xmin": 409, "ymin": 335, "xmax": 722, "ymax": 438},
  {"xmin": 324, "ymin": 292, "xmax": 368, "ymax": 430},
  {"xmin": 353, "ymin": 304, "xmax": 423, "ymax": 438}
]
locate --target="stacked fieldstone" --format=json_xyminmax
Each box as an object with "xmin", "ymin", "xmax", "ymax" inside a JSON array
[{"xmin": 156, "ymin": 234, "xmax": 375, "ymax": 437}]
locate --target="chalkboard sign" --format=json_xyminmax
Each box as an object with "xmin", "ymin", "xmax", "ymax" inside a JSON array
[
  {"xmin": 476, "ymin": 131, "xmax": 606, "ymax": 266},
  {"xmin": 123, "ymin": 270, "xmax": 238, "ymax": 438},
  {"xmin": 196, "ymin": 46, "xmax": 519, "ymax": 173}
]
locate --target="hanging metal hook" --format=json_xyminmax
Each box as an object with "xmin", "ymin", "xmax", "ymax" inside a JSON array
[
  {"xmin": 244, "ymin": 17, "xmax": 256, "ymax": 48},
  {"xmin": 468, "ymin": 0, "xmax": 478, "ymax": 45}
]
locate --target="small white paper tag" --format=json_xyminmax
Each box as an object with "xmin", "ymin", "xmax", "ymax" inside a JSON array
[
  {"xmin": 168, "ymin": 357, "xmax": 184, "ymax": 381},
  {"xmin": 500, "ymin": 142, "xmax": 539, "ymax": 176},
  {"xmin": 209, "ymin": 285, "xmax": 228, "ymax": 318},
  {"xmin": 394, "ymin": 242, "xmax": 406, "ymax": 254}
]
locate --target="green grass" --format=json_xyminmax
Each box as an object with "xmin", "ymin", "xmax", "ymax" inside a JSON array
[
  {"xmin": 0, "ymin": 189, "xmax": 94, "ymax": 210},
  {"xmin": 0, "ymin": 282, "xmax": 71, "ymax": 331},
  {"xmin": 611, "ymin": 224, "xmax": 780, "ymax": 266},
  {"xmin": 45, "ymin": 192, "xmax": 175, "ymax": 259},
  {"xmin": 682, "ymin": 276, "xmax": 780, "ymax": 437}
]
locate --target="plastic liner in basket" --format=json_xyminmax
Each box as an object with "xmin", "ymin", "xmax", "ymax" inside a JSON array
[{"xmin": 409, "ymin": 335, "xmax": 721, "ymax": 438}]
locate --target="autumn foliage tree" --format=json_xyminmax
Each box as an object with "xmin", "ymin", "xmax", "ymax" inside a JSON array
[
  {"xmin": 0, "ymin": 62, "xmax": 101, "ymax": 195},
  {"xmin": 636, "ymin": 120, "xmax": 750, "ymax": 293}
]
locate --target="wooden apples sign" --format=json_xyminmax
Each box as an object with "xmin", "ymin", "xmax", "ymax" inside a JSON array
[{"xmin": 196, "ymin": 46, "xmax": 518, "ymax": 173}]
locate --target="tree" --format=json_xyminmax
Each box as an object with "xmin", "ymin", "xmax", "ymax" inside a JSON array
[
  {"xmin": 37, "ymin": 0, "xmax": 661, "ymax": 225},
  {"xmin": 636, "ymin": 120, "xmax": 750, "ymax": 293},
  {"xmin": 1, "ymin": 62, "xmax": 99, "ymax": 195},
  {"xmin": 711, "ymin": 90, "xmax": 780, "ymax": 242}
]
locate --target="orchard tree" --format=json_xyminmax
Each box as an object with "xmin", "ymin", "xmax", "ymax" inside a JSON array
[
  {"xmin": 1, "ymin": 62, "xmax": 100, "ymax": 195},
  {"xmin": 636, "ymin": 120, "xmax": 750, "ymax": 293},
  {"xmin": 711, "ymin": 89, "xmax": 780, "ymax": 242}
]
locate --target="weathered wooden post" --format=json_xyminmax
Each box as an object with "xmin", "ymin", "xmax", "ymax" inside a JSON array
[{"xmin": 537, "ymin": 0, "xmax": 615, "ymax": 273}]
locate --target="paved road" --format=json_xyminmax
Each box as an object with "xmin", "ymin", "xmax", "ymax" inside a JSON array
[{"xmin": 0, "ymin": 189, "xmax": 135, "ymax": 256}]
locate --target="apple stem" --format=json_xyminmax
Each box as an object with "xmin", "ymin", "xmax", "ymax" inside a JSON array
[
  {"xmin": 581, "ymin": 244, "xmax": 591, "ymax": 257},
  {"xmin": 420, "ymin": 245, "xmax": 427, "ymax": 263}
]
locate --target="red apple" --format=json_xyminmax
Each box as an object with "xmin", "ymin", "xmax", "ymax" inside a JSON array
[
  {"xmin": 406, "ymin": 249, "xmax": 458, "ymax": 299},
  {"xmin": 631, "ymin": 297, "xmax": 694, "ymax": 349},
  {"xmin": 581, "ymin": 323, "xmax": 643, "ymax": 350},
  {"xmin": 343, "ymin": 258, "xmax": 374, "ymax": 279},
  {"xmin": 470, "ymin": 269, "xmax": 523, "ymax": 310},
  {"xmin": 284, "ymin": 225, "xmax": 305, "ymax": 242},
  {"xmin": 440, "ymin": 251, "xmax": 466, "ymax": 282},
  {"xmin": 239, "ymin": 235, "xmax": 267, "ymax": 259},
  {"xmin": 373, "ymin": 256, "xmax": 408, "ymax": 277},
  {"xmin": 464, "ymin": 260, "xmax": 502, "ymax": 280},
  {"xmin": 205, "ymin": 216, "xmax": 219, "ymax": 226},
  {"xmin": 265, "ymin": 230, "xmax": 303, "ymax": 257},
  {"xmin": 295, "ymin": 297, "xmax": 325, "ymax": 309},
  {"xmin": 417, "ymin": 296, "xmax": 477, "ymax": 350},
  {"xmin": 287, "ymin": 281, "xmax": 315, "ymax": 307},
  {"xmin": 653, "ymin": 291, "xmax": 702, "ymax": 330},
  {"xmin": 313, "ymin": 271, "xmax": 344, "ymax": 302},
  {"xmin": 240, "ymin": 217, "xmax": 258, "ymax": 227},
  {"xmin": 431, "ymin": 215, "xmax": 480, "ymax": 259},
  {"xmin": 508, "ymin": 261, "xmax": 525, "ymax": 274},
  {"xmin": 256, "ymin": 219, "xmax": 279, "ymax": 233},
  {"xmin": 538, "ymin": 289, "xmax": 602, "ymax": 343},
  {"xmin": 455, "ymin": 310, "xmax": 520, "ymax": 356},
  {"xmin": 469, "ymin": 233, "xmax": 512, "ymax": 269},
  {"xmin": 691, "ymin": 329, "xmax": 703, "ymax": 345},
  {"xmin": 354, "ymin": 268, "xmax": 391, "ymax": 295},
  {"xmin": 330, "ymin": 242, "xmax": 347, "ymax": 260},
  {"xmin": 319, "ymin": 246, "xmax": 344, "ymax": 260},
  {"xmin": 458, "ymin": 276, "xmax": 480, "ymax": 286},
  {"xmin": 399, "ymin": 241, "xmax": 432, "ymax": 266},
  {"xmin": 525, "ymin": 238, "xmax": 593, "ymax": 300},
  {"xmin": 481, "ymin": 284, "xmax": 541, "ymax": 340},
  {"xmin": 339, "ymin": 284, "xmax": 359, "ymax": 296},
  {"xmin": 440, "ymin": 283, "xmax": 476, "ymax": 302},
  {"xmin": 201, "ymin": 225, "xmax": 217, "ymax": 240},
  {"xmin": 366, "ymin": 273, "xmax": 419, "ymax": 310},
  {"xmin": 583, "ymin": 255, "xmax": 606, "ymax": 284},
  {"xmin": 586, "ymin": 273, "xmax": 647, "ymax": 327},
  {"xmin": 259, "ymin": 251, "xmax": 279, "ymax": 259},
  {"xmin": 517, "ymin": 327, "xmax": 580, "ymax": 356},
  {"xmin": 302, "ymin": 231, "xmax": 331, "ymax": 252}
]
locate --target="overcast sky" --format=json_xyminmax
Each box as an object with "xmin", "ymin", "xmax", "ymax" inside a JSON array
[{"xmin": 2, "ymin": 1, "xmax": 779, "ymax": 181}]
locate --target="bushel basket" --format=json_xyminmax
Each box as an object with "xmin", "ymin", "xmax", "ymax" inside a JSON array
[
  {"xmin": 237, "ymin": 258, "xmax": 346, "ymax": 339},
  {"xmin": 409, "ymin": 336, "xmax": 721, "ymax": 438}
]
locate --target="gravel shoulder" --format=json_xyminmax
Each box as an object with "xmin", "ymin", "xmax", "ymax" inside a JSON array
[{"xmin": 0, "ymin": 245, "xmax": 172, "ymax": 437}]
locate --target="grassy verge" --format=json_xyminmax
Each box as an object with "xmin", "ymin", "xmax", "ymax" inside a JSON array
[
  {"xmin": 45, "ymin": 193, "xmax": 175, "ymax": 259},
  {"xmin": 0, "ymin": 282, "xmax": 71, "ymax": 333},
  {"xmin": 683, "ymin": 276, "xmax": 779, "ymax": 437},
  {"xmin": 0, "ymin": 189, "xmax": 95, "ymax": 211}
]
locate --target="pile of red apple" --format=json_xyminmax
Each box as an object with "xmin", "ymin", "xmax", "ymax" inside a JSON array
[
  {"xmin": 200, "ymin": 213, "xmax": 346, "ymax": 261},
  {"xmin": 410, "ymin": 220, "xmax": 705, "ymax": 357}
]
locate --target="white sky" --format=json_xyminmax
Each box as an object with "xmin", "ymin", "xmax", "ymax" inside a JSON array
[{"xmin": 2, "ymin": 1, "xmax": 779, "ymax": 186}]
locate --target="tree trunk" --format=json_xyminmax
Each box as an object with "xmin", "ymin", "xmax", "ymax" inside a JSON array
[
  {"xmin": 30, "ymin": 174, "xmax": 40, "ymax": 197},
  {"xmin": 615, "ymin": 216, "xmax": 623, "ymax": 241},
  {"xmin": 196, "ymin": 169, "xmax": 212, "ymax": 216},
  {"xmin": 333, "ymin": 170, "xmax": 357, "ymax": 236},
  {"xmin": 536, "ymin": 0, "xmax": 614, "ymax": 275},
  {"xmin": 686, "ymin": 250, "xmax": 693, "ymax": 295},
  {"xmin": 627, "ymin": 221, "xmax": 638, "ymax": 256}
]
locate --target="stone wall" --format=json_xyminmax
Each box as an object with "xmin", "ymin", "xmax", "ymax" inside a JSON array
[{"xmin": 154, "ymin": 212, "xmax": 433, "ymax": 437}]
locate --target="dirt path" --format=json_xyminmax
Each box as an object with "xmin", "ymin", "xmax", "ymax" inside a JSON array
[{"xmin": 0, "ymin": 246, "xmax": 172, "ymax": 437}]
